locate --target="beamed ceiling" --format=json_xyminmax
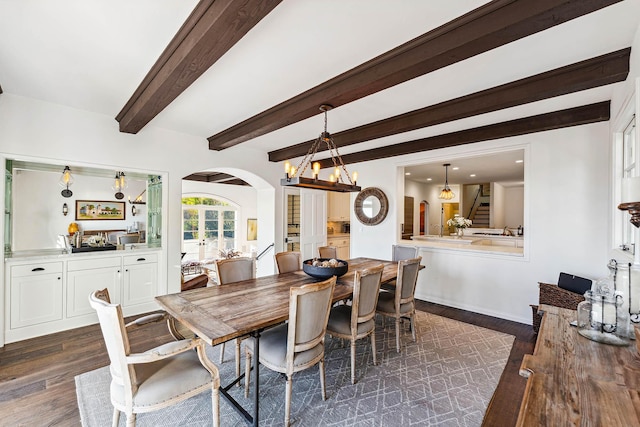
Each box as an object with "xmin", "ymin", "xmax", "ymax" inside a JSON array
[{"xmin": 1, "ymin": 1, "xmax": 639, "ymax": 186}]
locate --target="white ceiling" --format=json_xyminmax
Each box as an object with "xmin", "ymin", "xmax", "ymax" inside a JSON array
[{"xmin": 1, "ymin": 1, "xmax": 639, "ymax": 173}]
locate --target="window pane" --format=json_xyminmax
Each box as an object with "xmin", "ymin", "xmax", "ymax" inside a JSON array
[
  {"xmin": 183, "ymin": 209, "xmax": 198, "ymax": 240},
  {"xmin": 204, "ymin": 210, "xmax": 218, "ymax": 239}
]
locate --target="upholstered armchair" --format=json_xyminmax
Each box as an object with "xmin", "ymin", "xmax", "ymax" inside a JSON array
[
  {"xmin": 318, "ymin": 245, "xmax": 337, "ymax": 259},
  {"xmin": 89, "ymin": 289, "xmax": 220, "ymax": 427},
  {"xmin": 244, "ymin": 277, "xmax": 336, "ymax": 426},
  {"xmin": 274, "ymin": 251, "xmax": 302, "ymax": 273},
  {"xmin": 376, "ymin": 257, "xmax": 422, "ymax": 352},
  {"xmin": 327, "ymin": 264, "xmax": 384, "ymax": 384}
]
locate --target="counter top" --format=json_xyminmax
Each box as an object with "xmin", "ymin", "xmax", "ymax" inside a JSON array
[
  {"xmin": 5, "ymin": 244, "xmax": 161, "ymax": 262},
  {"xmin": 406, "ymin": 238, "xmax": 524, "ymax": 256},
  {"xmin": 327, "ymin": 233, "xmax": 350, "ymax": 238}
]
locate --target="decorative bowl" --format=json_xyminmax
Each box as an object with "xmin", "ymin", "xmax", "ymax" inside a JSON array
[{"xmin": 302, "ymin": 258, "xmax": 349, "ymax": 279}]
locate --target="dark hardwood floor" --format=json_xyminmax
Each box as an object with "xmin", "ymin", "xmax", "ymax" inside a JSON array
[{"xmin": 0, "ymin": 300, "xmax": 536, "ymax": 426}]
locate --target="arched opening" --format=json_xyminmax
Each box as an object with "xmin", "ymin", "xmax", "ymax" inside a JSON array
[{"xmin": 182, "ymin": 167, "xmax": 276, "ymax": 276}]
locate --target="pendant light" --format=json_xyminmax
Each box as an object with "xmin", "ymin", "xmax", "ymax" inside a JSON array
[
  {"xmin": 281, "ymin": 104, "xmax": 361, "ymax": 193},
  {"xmin": 112, "ymin": 171, "xmax": 127, "ymax": 200},
  {"xmin": 438, "ymin": 163, "xmax": 455, "ymax": 200}
]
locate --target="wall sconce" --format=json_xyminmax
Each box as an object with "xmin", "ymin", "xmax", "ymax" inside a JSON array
[
  {"xmin": 131, "ymin": 205, "xmax": 137, "ymax": 216},
  {"xmin": 62, "ymin": 203, "xmax": 68, "ymax": 216},
  {"xmin": 59, "ymin": 166, "xmax": 74, "ymax": 198}
]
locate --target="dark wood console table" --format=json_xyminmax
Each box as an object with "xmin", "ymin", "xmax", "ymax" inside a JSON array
[{"xmin": 517, "ymin": 304, "xmax": 640, "ymax": 426}]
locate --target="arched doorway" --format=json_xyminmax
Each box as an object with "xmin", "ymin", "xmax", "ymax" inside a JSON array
[{"xmin": 182, "ymin": 167, "xmax": 276, "ymax": 277}]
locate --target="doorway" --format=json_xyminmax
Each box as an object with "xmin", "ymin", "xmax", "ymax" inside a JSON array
[
  {"xmin": 442, "ymin": 202, "xmax": 460, "ymax": 235},
  {"xmin": 419, "ymin": 200, "xmax": 429, "ymax": 235},
  {"xmin": 182, "ymin": 199, "xmax": 238, "ymax": 262}
]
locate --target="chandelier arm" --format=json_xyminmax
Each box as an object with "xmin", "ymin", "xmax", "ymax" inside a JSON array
[
  {"xmin": 294, "ymin": 135, "xmax": 322, "ymax": 177},
  {"xmin": 330, "ymin": 141, "xmax": 355, "ymax": 185}
]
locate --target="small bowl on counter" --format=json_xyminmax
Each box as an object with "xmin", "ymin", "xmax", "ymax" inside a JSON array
[{"xmin": 302, "ymin": 258, "xmax": 348, "ymax": 279}]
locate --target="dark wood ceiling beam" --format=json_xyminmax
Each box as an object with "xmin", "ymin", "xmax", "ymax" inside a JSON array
[
  {"xmin": 315, "ymin": 101, "xmax": 610, "ymax": 169},
  {"xmin": 209, "ymin": 0, "xmax": 622, "ymax": 150},
  {"xmin": 183, "ymin": 172, "xmax": 249, "ymax": 186},
  {"xmin": 116, "ymin": 0, "xmax": 282, "ymax": 134},
  {"xmin": 269, "ymin": 48, "xmax": 630, "ymax": 162}
]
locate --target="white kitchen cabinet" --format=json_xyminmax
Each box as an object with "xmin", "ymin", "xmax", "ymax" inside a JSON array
[
  {"xmin": 327, "ymin": 192, "xmax": 350, "ymax": 221},
  {"xmin": 4, "ymin": 249, "xmax": 161, "ymax": 345},
  {"xmin": 10, "ymin": 261, "xmax": 63, "ymax": 329},
  {"xmin": 122, "ymin": 253, "xmax": 158, "ymax": 308},
  {"xmin": 67, "ymin": 257, "xmax": 121, "ymax": 318},
  {"xmin": 327, "ymin": 236, "xmax": 350, "ymax": 259}
]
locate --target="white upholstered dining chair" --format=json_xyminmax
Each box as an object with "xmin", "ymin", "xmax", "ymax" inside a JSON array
[
  {"xmin": 215, "ymin": 256, "xmax": 256, "ymax": 377},
  {"xmin": 274, "ymin": 250, "xmax": 302, "ymax": 274},
  {"xmin": 376, "ymin": 257, "xmax": 422, "ymax": 352},
  {"xmin": 326, "ymin": 264, "xmax": 384, "ymax": 384},
  {"xmin": 392, "ymin": 244, "xmax": 419, "ymax": 261},
  {"xmin": 89, "ymin": 288, "xmax": 220, "ymax": 427},
  {"xmin": 318, "ymin": 245, "xmax": 337, "ymax": 258},
  {"xmin": 244, "ymin": 276, "xmax": 336, "ymax": 427}
]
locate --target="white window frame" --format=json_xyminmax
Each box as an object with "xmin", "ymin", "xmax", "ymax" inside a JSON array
[
  {"xmin": 181, "ymin": 199, "xmax": 239, "ymax": 259},
  {"xmin": 612, "ymin": 78, "xmax": 640, "ymax": 258}
]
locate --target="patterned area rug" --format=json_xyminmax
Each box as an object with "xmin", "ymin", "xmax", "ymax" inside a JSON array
[{"xmin": 75, "ymin": 311, "xmax": 514, "ymax": 426}]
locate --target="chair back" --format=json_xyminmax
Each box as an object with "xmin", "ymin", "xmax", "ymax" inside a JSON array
[
  {"xmin": 392, "ymin": 244, "xmax": 419, "ymax": 262},
  {"xmin": 275, "ymin": 251, "xmax": 302, "ymax": 274},
  {"xmin": 88, "ymin": 289, "xmax": 136, "ymax": 405},
  {"xmin": 287, "ymin": 276, "xmax": 336, "ymax": 364},
  {"xmin": 215, "ymin": 257, "xmax": 255, "ymax": 285},
  {"xmin": 318, "ymin": 246, "xmax": 337, "ymax": 259},
  {"xmin": 353, "ymin": 264, "xmax": 384, "ymax": 325},
  {"xmin": 396, "ymin": 257, "xmax": 422, "ymax": 304},
  {"xmin": 118, "ymin": 233, "xmax": 140, "ymax": 245}
]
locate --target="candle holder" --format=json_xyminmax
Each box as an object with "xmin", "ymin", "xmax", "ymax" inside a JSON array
[{"xmin": 577, "ymin": 290, "xmax": 630, "ymax": 346}]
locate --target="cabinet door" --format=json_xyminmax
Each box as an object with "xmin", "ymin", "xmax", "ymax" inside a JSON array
[
  {"xmin": 336, "ymin": 245, "xmax": 350, "ymax": 260},
  {"xmin": 67, "ymin": 267, "xmax": 121, "ymax": 318},
  {"xmin": 11, "ymin": 272, "xmax": 63, "ymax": 328},
  {"xmin": 328, "ymin": 192, "xmax": 350, "ymax": 221},
  {"xmin": 122, "ymin": 259, "xmax": 158, "ymax": 307}
]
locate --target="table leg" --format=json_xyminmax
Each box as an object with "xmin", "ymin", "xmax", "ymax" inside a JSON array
[{"xmin": 253, "ymin": 330, "xmax": 260, "ymax": 427}]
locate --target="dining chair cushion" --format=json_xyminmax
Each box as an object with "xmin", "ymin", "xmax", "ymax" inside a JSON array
[
  {"xmin": 110, "ymin": 350, "xmax": 213, "ymax": 409},
  {"xmin": 327, "ymin": 305, "xmax": 375, "ymax": 336},
  {"xmin": 245, "ymin": 324, "xmax": 324, "ymax": 370},
  {"xmin": 376, "ymin": 292, "xmax": 414, "ymax": 314}
]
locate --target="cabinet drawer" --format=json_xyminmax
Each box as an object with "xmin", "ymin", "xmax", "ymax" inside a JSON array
[
  {"xmin": 11, "ymin": 261, "xmax": 63, "ymax": 277},
  {"xmin": 123, "ymin": 253, "xmax": 157, "ymax": 265},
  {"xmin": 68, "ymin": 256, "xmax": 121, "ymax": 271}
]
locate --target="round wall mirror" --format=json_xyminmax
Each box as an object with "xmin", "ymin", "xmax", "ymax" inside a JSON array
[{"xmin": 354, "ymin": 187, "xmax": 389, "ymax": 225}]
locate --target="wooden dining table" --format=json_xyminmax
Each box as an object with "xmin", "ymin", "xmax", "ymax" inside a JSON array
[{"xmin": 155, "ymin": 257, "xmax": 399, "ymax": 426}]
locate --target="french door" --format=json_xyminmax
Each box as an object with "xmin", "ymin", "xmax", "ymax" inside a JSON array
[{"xmin": 182, "ymin": 205, "xmax": 236, "ymax": 261}]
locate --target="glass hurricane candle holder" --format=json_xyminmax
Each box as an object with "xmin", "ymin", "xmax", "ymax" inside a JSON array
[{"xmin": 577, "ymin": 290, "xmax": 630, "ymax": 346}]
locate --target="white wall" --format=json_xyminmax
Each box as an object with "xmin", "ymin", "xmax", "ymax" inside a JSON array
[
  {"xmin": 353, "ymin": 123, "xmax": 610, "ymax": 325},
  {"xmin": 504, "ymin": 185, "xmax": 524, "ymax": 229},
  {"xmin": 490, "ymin": 182, "xmax": 505, "ymax": 228},
  {"xmin": 13, "ymin": 169, "xmax": 146, "ymax": 250},
  {"xmin": 0, "ymin": 94, "xmax": 283, "ymax": 298}
]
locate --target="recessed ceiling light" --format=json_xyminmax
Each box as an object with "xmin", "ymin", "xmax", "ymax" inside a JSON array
[
  {"xmin": 405, "ymin": 172, "xmax": 411, "ymax": 175},
  {"xmin": 469, "ymin": 174, "xmax": 476, "ymax": 177},
  {"xmin": 516, "ymin": 159, "xmax": 523, "ymax": 163},
  {"xmin": 452, "ymin": 167, "xmax": 459, "ymax": 170},
  {"xmin": 426, "ymin": 178, "xmax": 432, "ymax": 181}
]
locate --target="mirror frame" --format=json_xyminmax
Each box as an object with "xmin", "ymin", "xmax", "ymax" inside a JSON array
[{"xmin": 354, "ymin": 187, "xmax": 389, "ymax": 225}]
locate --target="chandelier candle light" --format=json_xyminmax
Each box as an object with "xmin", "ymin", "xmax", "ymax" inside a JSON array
[{"xmin": 281, "ymin": 104, "xmax": 360, "ymax": 193}]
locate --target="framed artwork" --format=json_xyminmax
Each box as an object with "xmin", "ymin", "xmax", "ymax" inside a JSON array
[
  {"xmin": 75, "ymin": 200, "xmax": 126, "ymax": 220},
  {"xmin": 247, "ymin": 218, "xmax": 257, "ymax": 241}
]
